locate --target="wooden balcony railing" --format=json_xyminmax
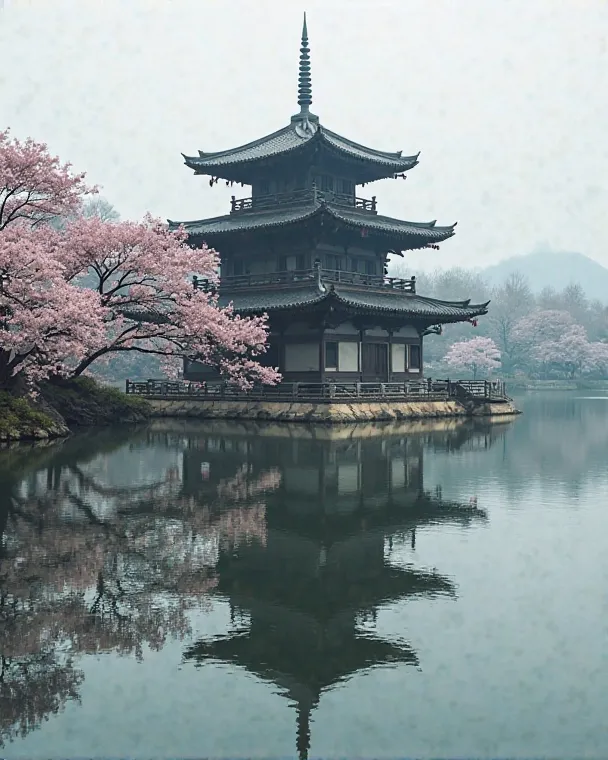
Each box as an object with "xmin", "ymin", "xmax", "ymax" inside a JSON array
[
  {"xmin": 230, "ymin": 188, "xmax": 377, "ymax": 214},
  {"xmin": 126, "ymin": 378, "xmax": 510, "ymax": 403},
  {"xmin": 193, "ymin": 269, "xmax": 416, "ymax": 293}
]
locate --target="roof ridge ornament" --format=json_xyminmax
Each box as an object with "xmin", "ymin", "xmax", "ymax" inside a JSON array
[{"xmin": 292, "ymin": 12, "xmax": 319, "ymax": 133}]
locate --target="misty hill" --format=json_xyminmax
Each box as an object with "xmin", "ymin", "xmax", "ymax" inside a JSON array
[{"xmin": 480, "ymin": 251, "xmax": 608, "ymax": 303}]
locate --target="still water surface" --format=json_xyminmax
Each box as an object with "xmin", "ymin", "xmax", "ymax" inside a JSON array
[{"xmin": 1, "ymin": 392, "xmax": 608, "ymax": 758}]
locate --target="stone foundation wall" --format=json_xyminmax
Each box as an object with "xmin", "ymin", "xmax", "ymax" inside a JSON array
[{"xmin": 147, "ymin": 398, "xmax": 520, "ymax": 423}]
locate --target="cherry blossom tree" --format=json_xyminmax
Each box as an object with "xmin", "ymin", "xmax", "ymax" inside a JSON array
[
  {"xmin": 0, "ymin": 129, "xmax": 94, "ymax": 230},
  {"xmin": 443, "ymin": 336, "xmax": 501, "ymax": 379},
  {"xmin": 60, "ymin": 215, "xmax": 280, "ymax": 387},
  {"xmin": 584, "ymin": 340, "xmax": 608, "ymax": 375},
  {"xmin": 511, "ymin": 309, "xmax": 608, "ymax": 378},
  {"xmin": 0, "ymin": 130, "xmax": 102, "ymax": 386},
  {"xmin": 0, "ymin": 223, "xmax": 107, "ymax": 386},
  {"xmin": 1, "ymin": 129, "xmax": 280, "ymax": 389},
  {"xmin": 535, "ymin": 326, "xmax": 608, "ymax": 378}
]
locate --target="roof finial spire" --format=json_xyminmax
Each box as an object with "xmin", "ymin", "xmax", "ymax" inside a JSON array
[
  {"xmin": 292, "ymin": 12, "xmax": 318, "ymax": 131},
  {"xmin": 298, "ymin": 12, "xmax": 312, "ymax": 113}
]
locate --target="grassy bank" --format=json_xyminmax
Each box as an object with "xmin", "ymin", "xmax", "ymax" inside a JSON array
[
  {"xmin": 0, "ymin": 392, "xmax": 60, "ymax": 441},
  {"xmin": 40, "ymin": 376, "xmax": 151, "ymax": 428},
  {"xmin": 1, "ymin": 377, "xmax": 151, "ymax": 442}
]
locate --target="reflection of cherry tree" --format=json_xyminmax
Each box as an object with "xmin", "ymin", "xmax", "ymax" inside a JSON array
[
  {"xmin": 0, "ymin": 444, "xmax": 279, "ymax": 748},
  {"xmin": 0, "ymin": 650, "xmax": 83, "ymax": 747}
]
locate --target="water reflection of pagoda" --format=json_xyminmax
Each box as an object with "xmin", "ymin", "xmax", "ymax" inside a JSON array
[{"xmin": 176, "ymin": 421, "xmax": 494, "ymax": 759}]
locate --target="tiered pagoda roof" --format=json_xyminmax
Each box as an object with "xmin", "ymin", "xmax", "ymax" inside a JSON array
[
  {"xmin": 167, "ymin": 13, "xmax": 492, "ymax": 338},
  {"xmin": 174, "ymin": 202, "xmax": 456, "ymax": 251},
  {"xmin": 182, "ymin": 125, "xmax": 420, "ymax": 185},
  {"xmin": 169, "ymin": 13, "xmax": 456, "ymax": 252},
  {"xmin": 215, "ymin": 279, "xmax": 489, "ymax": 323}
]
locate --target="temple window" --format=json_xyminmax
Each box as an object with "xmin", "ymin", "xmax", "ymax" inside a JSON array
[
  {"xmin": 391, "ymin": 344, "xmax": 406, "ymax": 372},
  {"xmin": 325, "ymin": 341, "xmax": 359, "ymax": 372},
  {"xmin": 325, "ymin": 341, "xmax": 338, "ymax": 370},
  {"xmin": 408, "ymin": 344, "xmax": 421, "ymax": 371}
]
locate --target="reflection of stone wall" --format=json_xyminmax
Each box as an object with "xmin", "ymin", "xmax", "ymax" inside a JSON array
[{"xmin": 147, "ymin": 399, "xmax": 519, "ymax": 423}]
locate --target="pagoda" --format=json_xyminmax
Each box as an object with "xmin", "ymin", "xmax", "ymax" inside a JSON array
[
  {"xmin": 180, "ymin": 422, "xmax": 491, "ymax": 759},
  {"xmin": 170, "ymin": 14, "xmax": 489, "ymax": 384}
]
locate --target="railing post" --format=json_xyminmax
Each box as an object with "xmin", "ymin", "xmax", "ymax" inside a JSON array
[
  {"xmin": 125, "ymin": 379, "xmax": 130, "ymax": 394},
  {"xmin": 371, "ymin": 195, "xmax": 377, "ymax": 211}
]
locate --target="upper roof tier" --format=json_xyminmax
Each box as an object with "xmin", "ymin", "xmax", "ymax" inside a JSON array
[
  {"xmin": 181, "ymin": 14, "xmax": 420, "ymax": 185},
  {"xmin": 183, "ymin": 124, "xmax": 420, "ymax": 185}
]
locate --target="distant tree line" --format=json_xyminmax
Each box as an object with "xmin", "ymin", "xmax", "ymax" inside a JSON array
[{"xmin": 390, "ymin": 263, "xmax": 608, "ymax": 380}]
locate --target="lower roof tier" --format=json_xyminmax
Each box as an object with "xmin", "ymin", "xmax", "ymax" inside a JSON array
[
  {"xmin": 169, "ymin": 201, "xmax": 456, "ymax": 252},
  {"xmin": 218, "ymin": 281, "xmax": 489, "ymax": 324}
]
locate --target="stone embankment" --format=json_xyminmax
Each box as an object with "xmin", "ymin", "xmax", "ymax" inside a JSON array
[{"xmin": 146, "ymin": 397, "xmax": 520, "ymax": 423}]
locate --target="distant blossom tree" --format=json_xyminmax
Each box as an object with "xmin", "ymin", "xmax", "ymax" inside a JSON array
[
  {"xmin": 444, "ymin": 336, "xmax": 501, "ymax": 379},
  {"xmin": 0, "ymin": 129, "xmax": 280, "ymax": 389},
  {"xmin": 510, "ymin": 309, "xmax": 576, "ymax": 374},
  {"xmin": 511, "ymin": 309, "xmax": 608, "ymax": 378}
]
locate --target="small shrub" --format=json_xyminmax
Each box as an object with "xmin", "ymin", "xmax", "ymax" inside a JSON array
[
  {"xmin": 41, "ymin": 376, "xmax": 151, "ymax": 427},
  {"xmin": 0, "ymin": 391, "xmax": 55, "ymax": 435}
]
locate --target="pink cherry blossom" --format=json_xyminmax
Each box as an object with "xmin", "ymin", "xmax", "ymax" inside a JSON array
[
  {"xmin": 0, "ymin": 129, "xmax": 96, "ymax": 230},
  {"xmin": 444, "ymin": 336, "xmax": 501, "ymax": 379},
  {"xmin": 1, "ymin": 130, "xmax": 280, "ymax": 390}
]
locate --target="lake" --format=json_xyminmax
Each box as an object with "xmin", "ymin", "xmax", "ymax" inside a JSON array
[{"xmin": 1, "ymin": 392, "xmax": 608, "ymax": 759}]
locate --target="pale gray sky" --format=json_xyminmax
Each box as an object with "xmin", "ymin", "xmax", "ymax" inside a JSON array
[{"xmin": 1, "ymin": 0, "xmax": 606, "ymax": 271}]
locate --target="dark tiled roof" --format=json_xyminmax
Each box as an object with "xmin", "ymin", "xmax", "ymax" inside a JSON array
[
  {"xmin": 182, "ymin": 122, "xmax": 419, "ymax": 182},
  {"xmin": 329, "ymin": 287, "xmax": 489, "ymax": 321},
  {"xmin": 219, "ymin": 285, "xmax": 326, "ymax": 312},
  {"xmin": 322, "ymin": 127, "xmax": 419, "ymax": 168},
  {"xmin": 170, "ymin": 203, "xmax": 456, "ymax": 248},
  {"xmin": 173, "ymin": 204, "xmax": 318, "ymax": 236},
  {"xmin": 188, "ymin": 125, "xmax": 301, "ymax": 167},
  {"xmin": 218, "ymin": 283, "xmax": 489, "ymax": 322},
  {"xmin": 330, "ymin": 207, "xmax": 456, "ymax": 242}
]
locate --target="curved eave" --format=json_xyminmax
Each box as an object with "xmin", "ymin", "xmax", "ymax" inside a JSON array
[
  {"xmin": 326, "ymin": 290, "xmax": 490, "ymax": 322},
  {"xmin": 168, "ymin": 204, "xmax": 320, "ymax": 238},
  {"xmin": 327, "ymin": 206, "xmax": 456, "ymax": 247},
  {"xmin": 181, "ymin": 122, "xmax": 420, "ymax": 183},
  {"xmin": 217, "ymin": 285, "xmax": 490, "ymax": 323},
  {"xmin": 320, "ymin": 127, "xmax": 420, "ymax": 181},
  {"xmin": 169, "ymin": 204, "xmax": 456, "ymax": 251}
]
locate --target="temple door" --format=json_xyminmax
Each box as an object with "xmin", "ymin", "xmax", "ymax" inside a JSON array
[{"xmin": 361, "ymin": 343, "xmax": 388, "ymax": 381}]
